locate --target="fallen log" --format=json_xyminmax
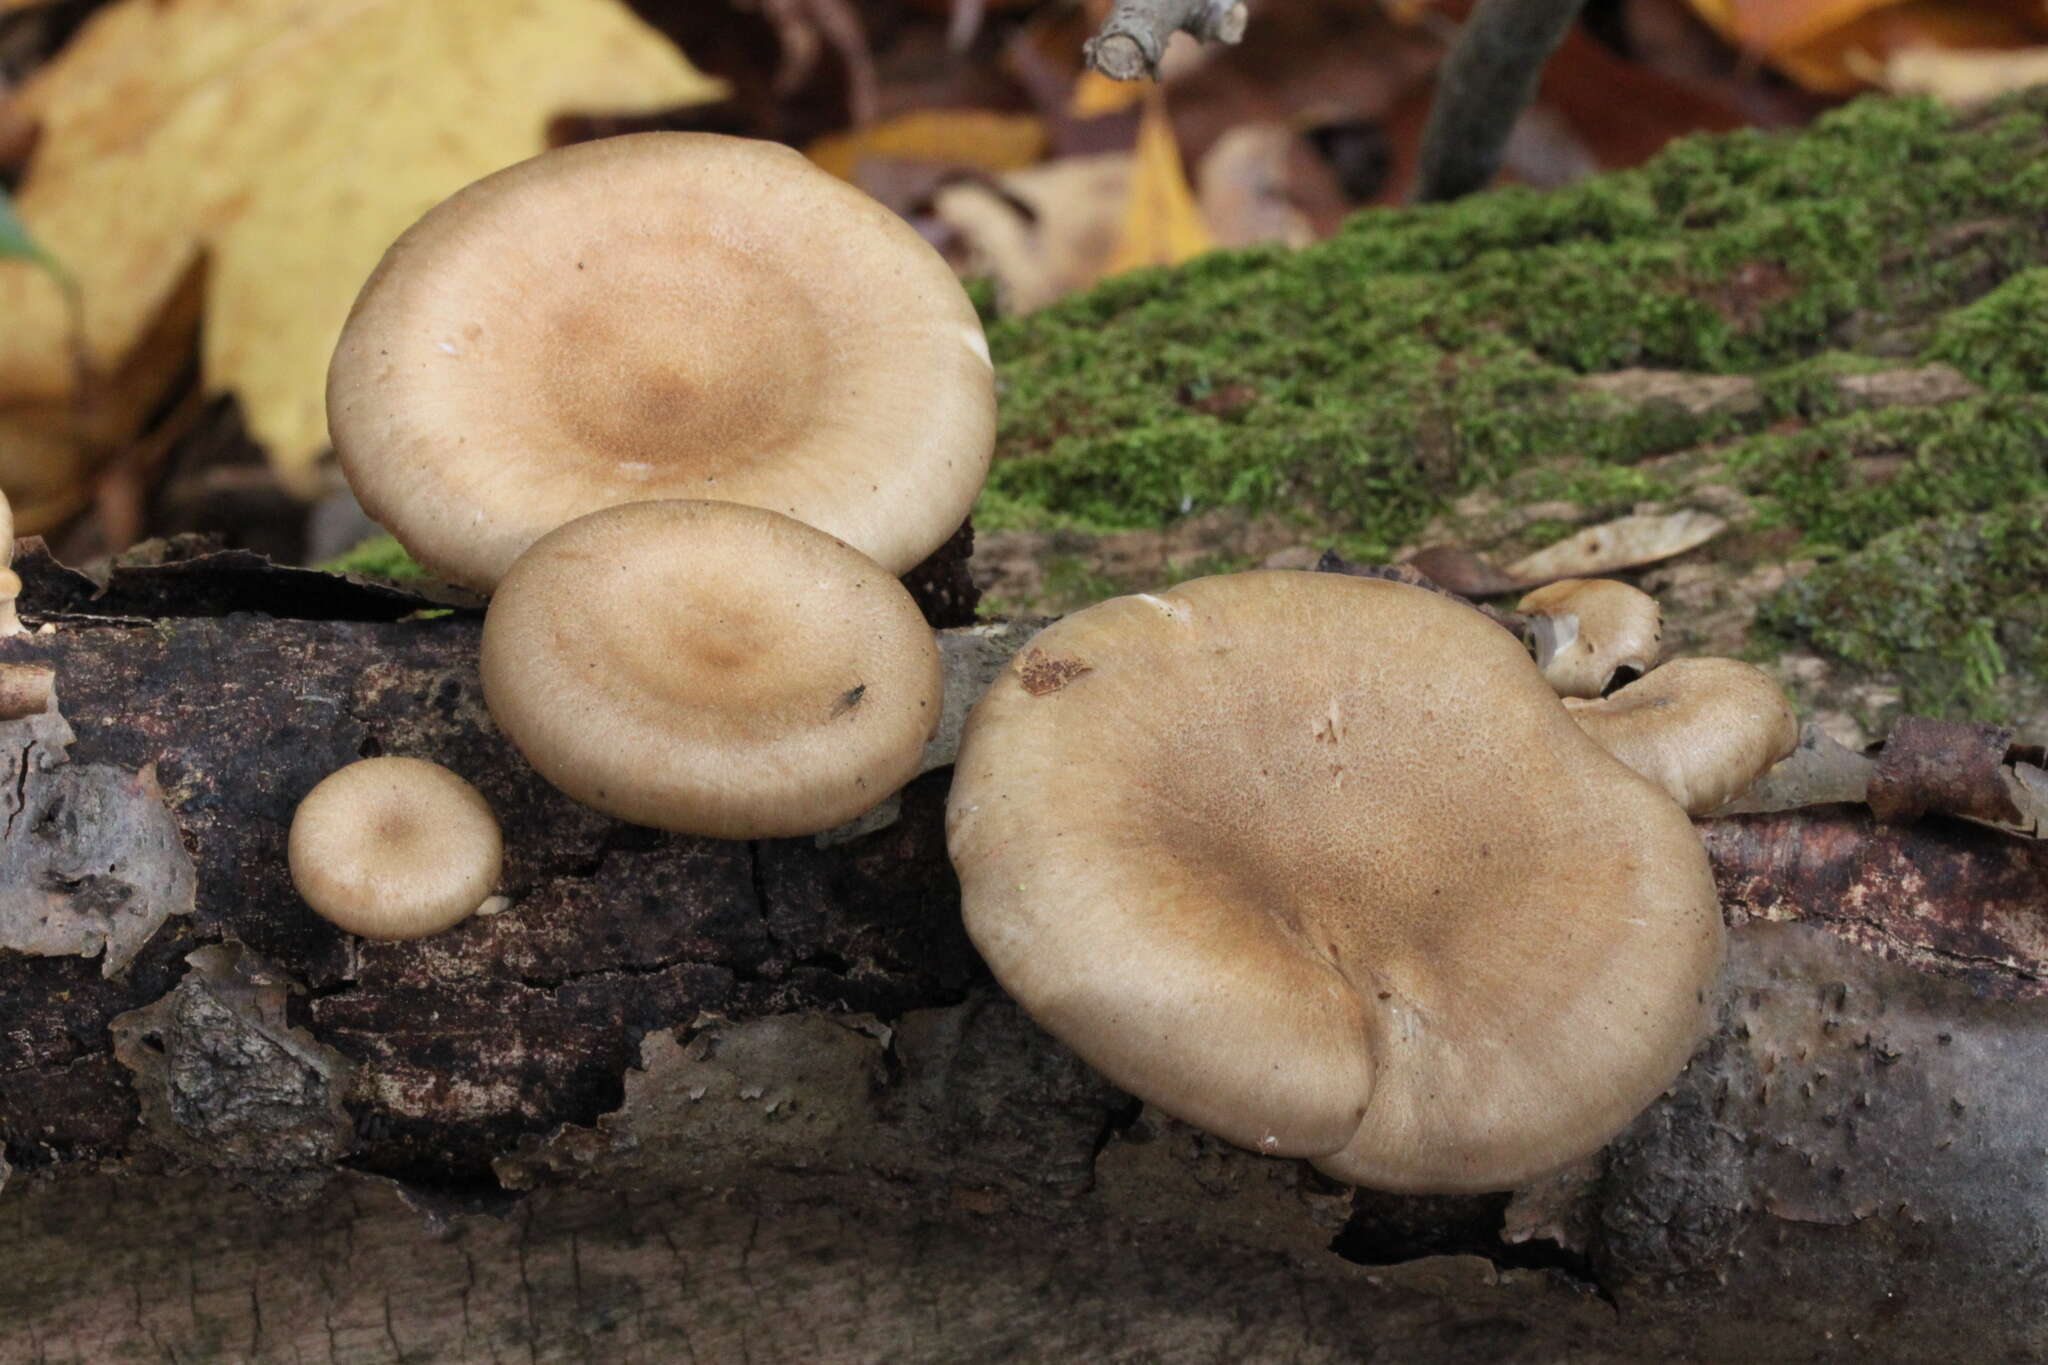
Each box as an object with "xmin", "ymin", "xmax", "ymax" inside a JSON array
[{"xmin": 3, "ymin": 549, "xmax": 2047, "ymax": 1361}]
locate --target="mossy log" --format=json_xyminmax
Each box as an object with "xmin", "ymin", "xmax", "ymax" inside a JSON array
[
  {"xmin": 980, "ymin": 91, "xmax": 2048, "ymax": 726},
  {"xmin": 10, "ymin": 95, "xmax": 2048, "ymax": 1360}
]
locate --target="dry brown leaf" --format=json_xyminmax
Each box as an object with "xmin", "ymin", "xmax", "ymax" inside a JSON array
[
  {"xmin": 1690, "ymin": 0, "xmax": 1911, "ymax": 56},
  {"xmin": 1402, "ymin": 544, "xmax": 1524, "ymax": 598},
  {"xmin": 1070, "ymin": 68, "xmax": 1152, "ymax": 118},
  {"xmin": 1102, "ymin": 89, "xmax": 1215, "ymax": 278},
  {"xmin": 0, "ymin": 0, "xmax": 722, "ymax": 514},
  {"xmin": 1408, "ymin": 508, "xmax": 1730, "ymax": 597},
  {"xmin": 1688, "ymin": 0, "xmax": 2048, "ymax": 92},
  {"xmin": 807, "ymin": 108, "xmax": 1048, "ymax": 181},
  {"xmin": 1503, "ymin": 509, "xmax": 1727, "ymax": 582},
  {"xmin": 1196, "ymin": 123, "xmax": 1320, "ymax": 248},
  {"xmin": 935, "ymin": 155, "xmax": 1133, "ymax": 311},
  {"xmin": 1870, "ymin": 43, "xmax": 2048, "ymax": 102}
]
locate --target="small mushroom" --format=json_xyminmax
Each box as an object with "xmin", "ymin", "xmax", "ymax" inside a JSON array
[
  {"xmin": 0, "ymin": 487, "xmax": 19, "ymax": 638},
  {"xmin": 0, "ymin": 568, "xmax": 22, "ymax": 639},
  {"xmin": 1564, "ymin": 658, "xmax": 1800, "ymax": 815},
  {"xmin": 1516, "ymin": 578, "xmax": 1661, "ymax": 698},
  {"xmin": 481, "ymin": 499, "xmax": 942, "ymax": 838},
  {"xmin": 289, "ymin": 757, "xmax": 503, "ymax": 941},
  {"xmin": 948, "ymin": 571, "xmax": 1724, "ymax": 1194},
  {"xmin": 328, "ymin": 132, "xmax": 996, "ymax": 592}
]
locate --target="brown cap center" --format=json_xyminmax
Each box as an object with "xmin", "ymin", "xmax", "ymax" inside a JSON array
[{"xmin": 525, "ymin": 235, "xmax": 825, "ymax": 478}]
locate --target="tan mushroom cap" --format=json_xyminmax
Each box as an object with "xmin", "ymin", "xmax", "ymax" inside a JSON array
[
  {"xmin": 289, "ymin": 757, "xmax": 503, "ymax": 941},
  {"xmin": 327, "ymin": 132, "xmax": 995, "ymax": 592},
  {"xmin": 1517, "ymin": 578, "xmax": 1662, "ymax": 698},
  {"xmin": 482, "ymin": 499, "xmax": 942, "ymax": 838},
  {"xmin": 948, "ymin": 571, "xmax": 1724, "ymax": 1194},
  {"xmin": 1564, "ymin": 657, "xmax": 1799, "ymax": 815}
]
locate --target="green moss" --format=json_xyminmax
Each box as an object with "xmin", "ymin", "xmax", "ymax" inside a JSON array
[
  {"xmin": 977, "ymin": 93, "xmax": 2048, "ymax": 713},
  {"xmin": 1758, "ymin": 501, "xmax": 2048, "ymax": 718},
  {"xmin": 1512, "ymin": 461, "xmax": 1680, "ymax": 515},
  {"xmin": 1037, "ymin": 553, "xmax": 1126, "ymax": 614},
  {"xmin": 1724, "ymin": 397, "xmax": 2048, "ymax": 551},
  {"xmin": 1926, "ymin": 267, "xmax": 2048, "ymax": 392},
  {"xmin": 983, "ymin": 92, "xmax": 2048, "ymax": 552},
  {"xmin": 318, "ymin": 533, "xmax": 426, "ymax": 581},
  {"xmin": 964, "ymin": 275, "xmax": 1000, "ymax": 327}
]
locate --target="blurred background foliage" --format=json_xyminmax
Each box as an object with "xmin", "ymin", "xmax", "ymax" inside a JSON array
[{"xmin": 1, "ymin": 0, "xmax": 2046, "ymax": 729}]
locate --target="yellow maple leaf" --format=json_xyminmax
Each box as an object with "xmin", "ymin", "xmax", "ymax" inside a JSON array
[
  {"xmin": 1688, "ymin": 0, "xmax": 2048, "ymax": 93},
  {"xmin": 1102, "ymin": 89, "xmax": 1215, "ymax": 279},
  {"xmin": 0, "ymin": 0, "xmax": 722, "ymax": 515},
  {"xmin": 807, "ymin": 108, "xmax": 1048, "ymax": 182},
  {"xmin": 1690, "ymin": 0, "xmax": 1914, "ymax": 55},
  {"xmin": 1069, "ymin": 68, "xmax": 1151, "ymax": 119}
]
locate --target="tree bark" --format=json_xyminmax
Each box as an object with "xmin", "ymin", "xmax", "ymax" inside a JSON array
[{"xmin": 3, "ymin": 546, "xmax": 2048, "ymax": 1360}]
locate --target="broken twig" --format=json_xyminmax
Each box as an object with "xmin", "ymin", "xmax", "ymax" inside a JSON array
[{"xmin": 1082, "ymin": 0, "xmax": 1248, "ymax": 81}]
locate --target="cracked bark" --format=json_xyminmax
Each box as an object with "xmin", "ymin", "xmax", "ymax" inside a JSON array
[{"xmin": 3, "ymin": 544, "xmax": 2048, "ymax": 1361}]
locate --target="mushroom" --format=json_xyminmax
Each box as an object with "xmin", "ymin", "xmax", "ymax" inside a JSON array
[
  {"xmin": 289, "ymin": 756, "xmax": 503, "ymax": 941},
  {"xmin": 328, "ymin": 132, "xmax": 996, "ymax": 592},
  {"xmin": 0, "ymin": 569, "xmax": 21, "ymax": 639},
  {"xmin": 481, "ymin": 499, "xmax": 942, "ymax": 838},
  {"xmin": 0, "ymin": 488, "xmax": 21, "ymax": 638},
  {"xmin": 947, "ymin": 571, "xmax": 1724, "ymax": 1194},
  {"xmin": 1564, "ymin": 657, "xmax": 1799, "ymax": 815},
  {"xmin": 1516, "ymin": 578, "xmax": 1661, "ymax": 698}
]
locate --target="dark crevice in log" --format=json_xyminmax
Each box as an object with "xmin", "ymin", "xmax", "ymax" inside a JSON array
[
  {"xmin": 1331, "ymin": 1190, "xmax": 1607, "ymax": 1298},
  {"xmin": 13, "ymin": 539, "xmax": 468, "ymax": 624}
]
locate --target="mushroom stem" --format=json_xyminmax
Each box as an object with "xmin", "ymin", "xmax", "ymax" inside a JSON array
[{"xmin": 0, "ymin": 568, "xmax": 25, "ymax": 639}]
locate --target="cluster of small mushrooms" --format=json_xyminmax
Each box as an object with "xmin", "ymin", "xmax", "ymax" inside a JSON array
[
  {"xmin": 280, "ymin": 131, "xmax": 1800, "ymax": 1196},
  {"xmin": 294, "ymin": 132, "xmax": 993, "ymax": 934}
]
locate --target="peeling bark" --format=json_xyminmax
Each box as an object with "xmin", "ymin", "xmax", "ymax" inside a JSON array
[
  {"xmin": 2, "ymin": 548, "xmax": 2047, "ymax": 1359},
  {"xmin": 0, "ymin": 664, "xmax": 195, "ymax": 977}
]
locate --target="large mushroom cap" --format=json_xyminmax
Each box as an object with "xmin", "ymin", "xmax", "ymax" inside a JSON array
[
  {"xmin": 482, "ymin": 499, "xmax": 942, "ymax": 839},
  {"xmin": 1565, "ymin": 657, "xmax": 1800, "ymax": 815},
  {"xmin": 290, "ymin": 757, "xmax": 503, "ymax": 941},
  {"xmin": 947, "ymin": 571, "xmax": 1724, "ymax": 1194},
  {"xmin": 328, "ymin": 132, "xmax": 995, "ymax": 591}
]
